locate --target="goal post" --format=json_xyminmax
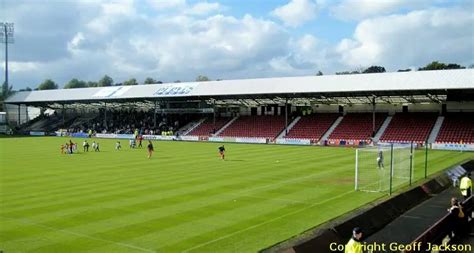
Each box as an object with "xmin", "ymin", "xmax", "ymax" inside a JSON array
[{"xmin": 355, "ymin": 142, "xmax": 414, "ymax": 194}]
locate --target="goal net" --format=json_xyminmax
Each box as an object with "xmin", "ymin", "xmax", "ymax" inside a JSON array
[{"xmin": 355, "ymin": 143, "xmax": 414, "ymax": 193}]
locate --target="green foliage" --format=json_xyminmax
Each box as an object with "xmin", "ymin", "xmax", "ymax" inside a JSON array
[
  {"xmin": 64, "ymin": 78, "xmax": 87, "ymax": 89},
  {"xmin": 98, "ymin": 75, "xmax": 114, "ymax": 87},
  {"xmin": 316, "ymin": 71, "xmax": 323, "ymax": 76},
  {"xmin": 1, "ymin": 81, "xmax": 13, "ymax": 98},
  {"xmin": 335, "ymin": 70, "xmax": 360, "ymax": 75},
  {"xmin": 196, "ymin": 75, "xmax": 210, "ymax": 82},
  {"xmin": 123, "ymin": 78, "xmax": 138, "ymax": 86},
  {"xmin": 87, "ymin": 81, "xmax": 98, "ymax": 87},
  {"xmin": 144, "ymin": 77, "xmax": 156, "ymax": 84},
  {"xmin": 363, "ymin": 66, "xmax": 386, "ymax": 73},
  {"xmin": 19, "ymin": 87, "xmax": 32, "ymax": 91},
  {"xmin": 419, "ymin": 61, "xmax": 465, "ymax": 71},
  {"xmin": 0, "ymin": 81, "xmax": 14, "ymax": 111},
  {"xmin": 37, "ymin": 79, "xmax": 58, "ymax": 90}
]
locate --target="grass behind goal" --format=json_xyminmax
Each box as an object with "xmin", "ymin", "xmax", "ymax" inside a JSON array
[
  {"xmin": 355, "ymin": 144, "xmax": 414, "ymax": 193},
  {"xmin": 0, "ymin": 137, "xmax": 472, "ymax": 253}
]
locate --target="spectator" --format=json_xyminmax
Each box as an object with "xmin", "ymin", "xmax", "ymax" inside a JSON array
[
  {"xmin": 460, "ymin": 172, "xmax": 472, "ymax": 200},
  {"xmin": 344, "ymin": 227, "xmax": 363, "ymax": 253},
  {"xmin": 447, "ymin": 197, "xmax": 465, "ymax": 239}
]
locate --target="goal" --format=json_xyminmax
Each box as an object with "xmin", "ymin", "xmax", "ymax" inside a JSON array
[{"xmin": 355, "ymin": 143, "xmax": 414, "ymax": 193}]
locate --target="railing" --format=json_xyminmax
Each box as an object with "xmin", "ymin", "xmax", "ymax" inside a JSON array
[{"xmin": 404, "ymin": 195, "xmax": 473, "ymax": 253}]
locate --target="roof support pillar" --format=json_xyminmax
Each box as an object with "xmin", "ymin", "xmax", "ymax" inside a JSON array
[
  {"xmin": 104, "ymin": 102, "xmax": 107, "ymax": 130},
  {"xmin": 213, "ymin": 100, "xmax": 216, "ymax": 132},
  {"xmin": 62, "ymin": 104, "xmax": 65, "ymax": 128},
  {"xmin": 372, "ymin": 96, "xmax": 376, "ymax": 137},
  {"xmin": 285, "ymin": 98, "xmax": 288, "ymax": 135},
  {"xmin": 17, "ymin": 104, "xmax": 21, "ymax": 126},
  {"xmin": 154, "ymin": 100, "xmax": 157, "ymax": 128}
]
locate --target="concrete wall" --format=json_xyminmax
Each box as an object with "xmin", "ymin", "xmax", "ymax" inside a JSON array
[
  {"xmin": 261, "ymin": 160, "xmax": 473, "ymax": 253},
  {"xmin": 446, "ymin": 101, "xmax": 474, "ymax": 112}
]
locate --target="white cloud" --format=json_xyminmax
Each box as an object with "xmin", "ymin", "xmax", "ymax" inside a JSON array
[
  {"xmin": 67, "ymin": 32, "xmax": 85, "ymax": 53},
  {"xmin": 331, "ymin": 0, "xmax": 432, "ymax": 21},
  {"xmin": 7, "ymin": 1, "xmax": 289, "ymax": 86},
  {"xmin": 268, "ymin": 34, "xmax": 335, "ymax": 75},
  {"xmin": 147, "ymin": 0, "xmax": 221, "ymax": 16},
  {"xmin": 184, "ymin": 2, "xmax": 222, "ymax": 16},
  {"xmin": 2, "ymin": 62, "xmax": 40, "ymax": 73},
  {"xmin": 4, "ymin": 0, "xmax": 473, "ymax": 90},
  {"xmin": 147, "ymin": 0, "xmax": 186, "ymax": 10},
  {"xmin": 336, "ymin": 7, "xmax": 474, "ymax": 69},
  {"xmin": 271, "ymin": 0, "xmax": 320, "ymax": 27}
]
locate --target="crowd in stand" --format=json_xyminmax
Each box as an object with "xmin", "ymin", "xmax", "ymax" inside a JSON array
[
  {"xmin": 67, "ymin": 110, "xmax": 191, "ymax": 135},
  {"xmin": 21, "ymin": 109, "xmax": 200, "ymax": 135}
]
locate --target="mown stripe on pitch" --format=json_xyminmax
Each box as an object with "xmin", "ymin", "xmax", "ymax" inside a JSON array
[
  {"xmin": 3, "ymin": 164, "xmax": 348, "ymax": 251},
  {"xmin": 2, "ymin": 157, "xmax": 348, "ymax": 235},
  {"xmin": 2, "ymin": 151, "xmax": 348, "ymax": 215}
]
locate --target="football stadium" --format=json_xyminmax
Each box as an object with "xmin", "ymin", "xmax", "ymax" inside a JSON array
[
  {"xmin": 2, "ymin": 69, "xmax": 474, "ymax": 252},
  {"xmin": 1, "ymin": 1, "xmax": 474, "ymax": 253}
]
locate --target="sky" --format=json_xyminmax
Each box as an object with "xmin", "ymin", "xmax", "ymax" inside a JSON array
[{"xmin": 1, "ymin": 0, "xmax": 473, "ymax": 89}]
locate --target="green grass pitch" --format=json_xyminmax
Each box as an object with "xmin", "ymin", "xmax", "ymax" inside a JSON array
[{"xmin": 0, "ymin": 137, "xmax": 472, "ymax": 252}]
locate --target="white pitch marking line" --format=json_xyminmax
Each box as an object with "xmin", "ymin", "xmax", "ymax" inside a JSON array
[
  {"xmin": 182, "ymin": 189, "xmax": 355, "ymax": 253},
  {"xmin": 0, "ymin": 215, "xmax": 155, "ymax": 253},
  {"xmin": 226, "ymin": 192, "xmax": 310, "ymax": 205}
]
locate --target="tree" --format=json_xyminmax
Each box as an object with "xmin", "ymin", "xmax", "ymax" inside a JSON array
[
  {"xmin": 397, "ymin": 69, "xmax": 411, "ymax": 72},
  {"xmin": 98, "ymin": 75, "xmax": 114, "ymax": 87},
  {"xmin": 174, "ymin": 80, "xmax": 181, "ymax": 83},
  {"xmin": 196, "ymin": 75, "xmax": 210, "ymax": 82},
  {"xmin": 335, "ymin": 69, "xmax": 362, "ymax": 75},
  {"xmin": 0, "ymin": 81, "xmax": 14, "ymax": 111},
  {"xmin": 419, "ymin": 61, "xmax": 446, "ymax": 70},
  {"xmin": 418, "ymin": 61, "xmax": 465, "ymax": 71},
  {"xmin": 37, "ymin": 79, "xmax": 58, "ymax": 90},
  {"xmin": 446, "ymin": 63, "xmax": 465, "ymax": 69},
  {"xmin": 143, "ymin": 77, "xmax": 163, "ymax": 84},
  {"xmin": 144, "ymin": 77, "xmax": 156, "ymax": 84},
  {"xmin": 363, "ymin": 66, "xmax": 386, "ymax": 73},
  {"xmin": 316, "ymin": 71, "xmax": 323, "ymax": 76},
  {"xmin": 123, "ymin": 78, "xmax": 138, "ymax": 86},
  {"xmin": 87, "ymin": 81, "xmax": 98, "ymax": 87},
  {"xmin": 19, "ymin": 87, "xmax": 32, "ymax": 91},
  {"xmin": 64, "ymin": 78, "xmax": 87, "ymax": 89},
  {"xmin": 1, "ymin": 81, "xmax": 13, "ymax": 98}
]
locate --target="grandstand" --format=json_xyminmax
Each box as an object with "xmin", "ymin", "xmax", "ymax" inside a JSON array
[
  {"xmin": 436, "ymin": 112, "xmax": 474, "ymax": 144},
  {"xmin": 218, "ymin": 115, "xmax": 286, "ymax": 139},
  {"xmin": 328, "ymin": 113, "xmax": 386, "ymax": 142},
  {"xmin": 187, "ymin": 117, "xmax": 231, "ymax": 136},
  {"xmin": 284, "ymin": 113, "xmax": 339, "ymax": 141},
  {"xmin": 380, "ymin": 113, "xmax": 438, "ymax": 144},
  {"xmin": 4, "ymin": 69, "xmax": 474, "ymax": 149},
  {"xmin": 2, "ymin": 69, "xmax": 474, "ymax": 253}
]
